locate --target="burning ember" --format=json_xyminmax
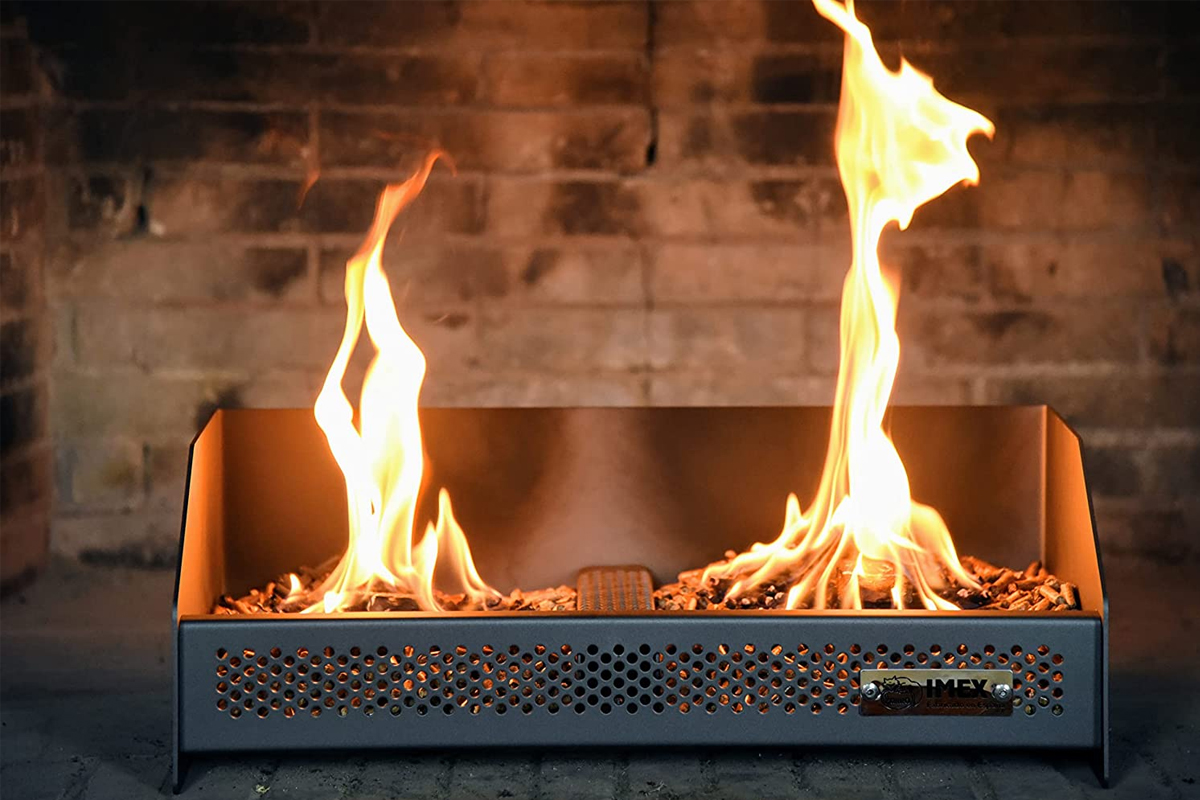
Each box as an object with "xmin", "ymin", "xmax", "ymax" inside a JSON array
[{"xmin": 217, "ymin": 0, "xmax": 1081, "ymax": 617}]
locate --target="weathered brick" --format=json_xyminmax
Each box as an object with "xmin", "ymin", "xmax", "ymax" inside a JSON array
[
  {"xmin": 988, "ymin": 238, "xmax": 1189, "ymax": 302},
  {"xmin": 485, "ymin": 179, "xmax": 644, "ymax": 237},
  {"xmin": 0, "ymin": 442, "xmax": 51, "ymax": 513},
  {"xmin": 479, "ymin": 308, "xmax": 645, "ymax": 371},
  {"xmin": 320, "ymin": 109, "xmax": 651, "ymax": 174},
  {"xmin": 0, "ymin": 317, "xmax": 49, "ymax": 386},
  {"xmin": 0, "ymin": 107, "xmax": 40, "ymax": 169},
  {"xmin": 882, "ymin": 236, "xmax": 988, "ymax": 301},
  {"xmin": 317, "ymin": 1, "xmax": 647, "ymax": 50},
  {"xmin": 486, "ymin": 53, "xmax": 648, "ymax": 107},
  {"xmin": 649, "ymin": 307, "xmax": 806, "ymax": 370},
  {"xmin": 24, "ymin": 0, "xmax": 310, "ymax": 46},
  {"xmin": 0, "ymin": 35, "xmax": 33, "ymax": 96},
  {"xmin": 539, "ymin": 756, "xmax": 620, "ymax": 800},
  {"xmin": 648, "ymin": 373, "xmax": 834, "ymax": 406},
  {"xmin": 51, "ymin": 509, "xmax": 182, "ymax": 562},
  {"xmin": 1091, "ymin": 502, "xmax": 1198, "ymax": 560},
  {"xmin": 1149, "ymin": 306, "xmax": 1200, "ymax": 365},
  {"xmin": 0, "ymin": 249, "xmax": 45, "ymax": 316},
  {"xmin": 146, "ymin": 439, "xmax": 191, "ymax": 513},
  {"xmin": 305, "ymin": 176, "xmax": 484, "ymax": 236},
  {"xmin": 422, "ymin": 371, "xmax": 645, "ymax": 407},
  {"xmin": 905, "ymin": 45, "xmax": 1163, "ymax": 106},
  {"xmin": 71, "ymin": 304, "xmax": 478, "ymax": 375},
  {"xmin": 50, "ymin": 371, "xmax": 293, "ymax": 440},
  {"xmin": 0, "ymin": 175, "xmax": 44, "ymax": 243},
  {"xmin": 651, "ymin": 242, "xmax": 845, "ymax": 304},
  {"xmin": 0, "ymin": 382, "xmax": 47, "ymax": 452},
  {"xmin": 134, "ymin": 50, "xmax": 482, "ymax": 106},
  {"xmin": 51, "ymin": 240, "xmax": 311, "ymax": 304},
  {"xmin": 55, "ymin": 437, "xmax": 143, "ymax": 512},
  {"xmin": 53, "ymin": 108, "xmax": 308, "ymax": 166},
  {"xmin": 975, "ymin": 169, "xmax": 1151, "ymax": 232},
  {"xmin": 656, "ymin": 1, "xmax": 835, "ymax": 48},
  {"xmin": 635, "ymin": 177, "xmax": 843, "ymax": 239},
  {"xmin": 658, "ymin": 110, "xmax": 836, "ymax": 168},
  {"xmin": 984, "ymin": 373, "xmax": 1200, "ymax": 429},
  {"xmin": 447, "ymin": 757, "xmax": 534, "ymax": 799},
  {"xmin": 854, "ymin": 0, "xmax": 1168, "ymax": 42},
  {"xmin": 654, "ymin": 50, "xmax": 841, "ymax": 107},
  {"xmin": 1153, "ymin": 104, "xmax": 1200, "ymax": 167},
  {"xmin": 147, "ymin": 174, "xmax": 306, "ymax": 235},
  {"xmin": 320, "ymin": 242, "xmax": 644, "ymax": 307},
  {"xmin": 709, "ymin": 751, "xmax": 802, "ymax": 799},
  {"xmin": 902, "ymin": 305, "xmax": 1141, "ymax": 367},
  {"xmin": 987, "ymin": 104, "xmax": 1154, "ymax": 169},
  {"xmin": 65, "ymin": 173, "xmax": 136, "ymax": 233},
  {"xmin": 1084, "ymin": 445, "xmax": 1145, "ymax": 498},
  {"xmin": 1144, "ymin": 443, "xmax": 1200, "ymax": 500},
  {"xmin": 1164, "ymin": 42, "xmax": 1200, "ymax": 97},
  {"xmin": 1160, "ymin": 173, "xmax": 1200, "ymax": 234},
  {"xmin": 889, "ymin": 373, "xmax": 975, "ymax": 405}
]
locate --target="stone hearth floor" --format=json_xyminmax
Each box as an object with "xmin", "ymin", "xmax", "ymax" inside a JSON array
[{"xmin": 2, "ymin": 555, "xmax": 1197, "ymax": 800}]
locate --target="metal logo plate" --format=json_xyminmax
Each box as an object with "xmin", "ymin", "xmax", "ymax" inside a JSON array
[{"xmin": 859, "ymin": 669, "xmax": 1013, "ymax": 716}]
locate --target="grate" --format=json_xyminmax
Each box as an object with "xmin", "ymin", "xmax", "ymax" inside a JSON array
[
  {"xmin": 214, "ymin": 640, "xmax": 1067, "ymax": 721},
  {"xmin": 576, "ymin": 567, "xmax": 655, "ymax": 612}
]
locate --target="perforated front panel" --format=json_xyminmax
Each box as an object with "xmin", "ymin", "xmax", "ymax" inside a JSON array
[
  {"xmin": 214, "ymin": 640, "xmax": 1067, "ymax": 722},
  {"xmin": 182, "ymin": 616, "xmax": 1100, "ymax": 752}
]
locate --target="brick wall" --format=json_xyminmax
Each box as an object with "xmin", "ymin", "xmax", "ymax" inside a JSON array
[
  {"xmin": 0, "ymin": 12, "xmax": 52, "ymax": 588},
  {"xmin": 10, "ymin": 0, "xmax": 1198, "ymax": 565}
]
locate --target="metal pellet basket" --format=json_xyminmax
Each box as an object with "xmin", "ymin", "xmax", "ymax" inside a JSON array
[{"xmin": 172, "ymin": 406, "xmax": 1108, "ymax": 790}]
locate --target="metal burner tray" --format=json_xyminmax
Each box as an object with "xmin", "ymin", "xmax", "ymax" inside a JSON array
[{"xmin": 172, "ymin": 407, "xmax": 1108, "ymax": 791}]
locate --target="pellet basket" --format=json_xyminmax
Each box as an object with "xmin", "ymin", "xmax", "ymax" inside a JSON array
[{"xmin": 172, "ymin": 406, "xmax": 1108, "ymax": 791}]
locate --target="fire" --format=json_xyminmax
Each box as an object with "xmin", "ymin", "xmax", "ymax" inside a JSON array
[
  {"xmin": 701, "ymin": 0, "xmax": 994, "ymax": 610},
  {"xmin": 306, "ymin": 151, "xmax": 499, "ymax": 613}
]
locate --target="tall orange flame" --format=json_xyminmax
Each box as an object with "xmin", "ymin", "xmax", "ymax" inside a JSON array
[
  {"xmin": 308, "ymin": 152, "xmax": 499, "ymax": 613},
  {"xmin": 704, "ymin": 0, "xmax": 994, "ymax": 610}
]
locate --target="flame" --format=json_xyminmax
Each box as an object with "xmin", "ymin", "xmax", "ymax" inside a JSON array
[
  {"xmin": 305, "ymin": 151, "xmax": 499, "ymax": 613},
  {"xmin": 703, "ymin": 0, "xmax": 994, "ymax": 610}
]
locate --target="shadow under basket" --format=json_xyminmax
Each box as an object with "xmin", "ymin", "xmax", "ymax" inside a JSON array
[{"xmin": 172, "ymin": 406, "xmax": 1109, "ymax": 791}]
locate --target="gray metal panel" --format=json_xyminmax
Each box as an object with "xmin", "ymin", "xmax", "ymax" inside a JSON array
[{"xmin": 180, "ymin": 614, "xmax": 1100, "ymax": 753}]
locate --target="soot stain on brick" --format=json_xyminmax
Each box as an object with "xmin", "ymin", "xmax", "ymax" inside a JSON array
[
  {"xmin": 558, "ymin": 123, "xmax": 631, "ymax": 171},
  {"xmin": 193, "ymin": 385, "xmax": 244, "ymax": 431},
  {"xmin": 975, "ymin": 310, "xmax": 1051, "ymax": 339},
  {"xmin": 521, "ymin": 249, "xmax": 558, "ymax": 287},
  {"xmin": 751, "ymin": 54, "xmax": 838, "ymax": 104},
  {"xmin": 738, "ymin": 113, "xmax": 835, "ymax": 166},
  {"xmin": 249, "ymin": 250, "xmax": 306, "ymax": 298},
  {"xmin": 80, "ymin": 541, "xmax": 176, "ymax": 570},
  {"xmin": 749, "ymin": 181, "xmax": 807, "ymax": 224},
  {"xmin": 0, "ymin": 320, "xmax": 35, "ymax": 385},
  {"xmin": 684, "ymin": 117, "xmax": 713, "ymax": 159},
  {"xmin": 690, "ymin": 80, "xmax": 716, "ymax": 103},
  {"xmin": 1162, "ymin": 257, "xmax": 1190, "ymax": 300},
  {"xmin": 0, "ymin": 387, "xmax": 40, "ymax": 452},
  {"xmin": 545, "ymin": 182, "xmax": 640, "ymax": 236}
]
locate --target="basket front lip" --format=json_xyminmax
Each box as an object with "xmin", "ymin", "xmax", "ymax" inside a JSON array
[{"xmin": 178, "ymin": 608, "xmax": 1103, "ymax": 624}]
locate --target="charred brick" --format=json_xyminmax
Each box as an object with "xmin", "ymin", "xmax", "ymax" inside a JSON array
[
  {"xmin": 0, "ymin": 385, "xmax": 45, "ymax": 456},
  {"xmin": 1163, "ymin": 258, "xmax": 1191, "ymax": 300},
  {"xmin": 521, "ymin": 249, "xmax": 557, "ymax": 287},
  {"xmin": 0, "ymin": 320, "xmax": 37, "ymax": 385},
  {"xmin": 193, "ymin": 385, "xmax": 243, "ymax": 432},
  {"xmin": 0, "ymin": 108, "xmax": 40, "ymax": 169},
  {"xmin": 249, "ymin": 249, "xmax": 307, "ymax": 299},
  {"xmin": 543, "ymin": 182, "xmax": 641, "ymax": 236},
  {"xmin": 733, "ymin": 112, "xmax": 836, "ymax": 166},
  {"xmin": 751, "ymin": 54, "xmax": 840, "ymax": 104},
  {"xmin": 0, "ymin": 36, "xmax": 33, "ymax": 96}
]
